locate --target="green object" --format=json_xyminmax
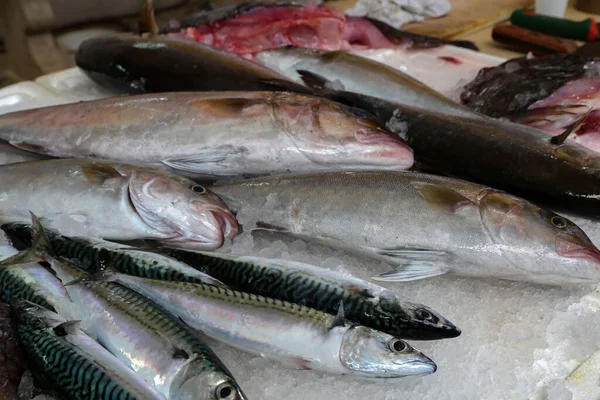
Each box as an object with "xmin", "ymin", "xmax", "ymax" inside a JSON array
[{"xmin": 510, "ymin": 9, "xmax": 598, "ymax": 41}]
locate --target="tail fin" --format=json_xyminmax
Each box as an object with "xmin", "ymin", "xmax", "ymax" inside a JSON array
[{"xmin": 0, "ymin": 212, "xmax": 52, "ymax": 267}]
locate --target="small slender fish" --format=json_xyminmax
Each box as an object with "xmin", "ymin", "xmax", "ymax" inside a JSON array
[
  {"xmin": 0, "ymin": 92, "xmax": 412, "ymax": 178},
  {"xmin": 114, "ymin": 274, "xmax": 436, "ymax": 378},
  {"xmin": 13, "ymin": 299, "xmax": 165, "ymax": 400},
  {"xmin": 163, "ymin": 249, "xmax": 460, "ymax": 340},
  {"xmin": 211, "ymin": 171, "xmax": 600, "ymax": 285},
  {"xmin": 1, "ymin": 224, "xmax": 223, "ymax": 285},
  {"xmin": 0, "ymin": 245, "xmax": 69, "ymax": 312},
  {"xmin": 0, "ymin": 159, "xmax": 238, "ymax": 250}
]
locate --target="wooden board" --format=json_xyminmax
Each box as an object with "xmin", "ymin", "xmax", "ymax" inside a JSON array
[{"xmin": 328, "ymin": 0, "xmax": 534, "ymax": 40}]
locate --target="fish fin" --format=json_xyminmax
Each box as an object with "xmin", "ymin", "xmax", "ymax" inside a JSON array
[
  {"xmin": 410, "ymin": 182, "xmax": 474, "ymax": 212},
  {"xmin": 550, "ymin": 110, "xmax": 590, "ymax": 145},
  {"xmin": 257, "ymin": 78, "xmax": 316, "ymax": 95},
  {"xmin": 328, "ymin": 301, "xmax": 345, "ymax": 330},
  {"xmin": 138, "ymin": 0, "xmax": 158, "ymax": 36},
  {"xmin": 373, "ymin": 264, "xmax": 449, "ymax": 282},
  {"xmin": 254, "ymin": 221, "xmax": 290, "ymax": 233},
  {"xmin": 53, "ymin": 320, "xmax": 82, "ymax": 336},
  {"xmin": 161, "ymin": 147, "xmax": 248, "ymax": 176},
  {"xmin": 0, "ymin": 212, "xmax": 52, "ymax": 267},
  {"xmin": 7, "ymin": 141, "xmax": 53, "ymax": 156},
  {"xmin": 154, "ymin": 330, "xmax": 190, "ymax": 360},
  {"xmin": 296, "ymin": 70, "xmax": 331, "ymax": 91},
  {"xmin": 81, "ymin": 163, "xmax": 123, "ymax": 185}
]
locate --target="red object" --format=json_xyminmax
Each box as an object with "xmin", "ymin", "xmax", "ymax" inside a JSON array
[{"xmin": 587, "ymin": 18, "xmax": 598, "ymax": 41}]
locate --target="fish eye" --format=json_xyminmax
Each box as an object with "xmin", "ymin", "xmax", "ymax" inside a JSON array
[
  {"xmin": 216, "ymin": 382, "xmax": 236, "ymax": 399},
  {"xmin": 388, "ymin": 338, "xmax": 407, "ymax": 353},
  {"xmin": 416, "ymin": 309, "xmax": 435, "ymax": 322},
  {"xmin": 190, "ymin": 185, "xmax": 206, "ymax": 194},
  {"xmin": 551, "ymin": 216, "xmax": 567, "ymax": 229},
  {"xmin": 351, "ymin": 108, "xmax": 368, "ymax": 119}
]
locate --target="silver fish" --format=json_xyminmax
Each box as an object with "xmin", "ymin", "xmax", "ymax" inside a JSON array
[
  {"xmin": 0, "ymin": 92, "xmax": 413, "ymax": 178},
  {"xmin": 211, "ymin": 171, "xmax": 600, "ymax": 285},
  {"xmin": 115, "ymin": 274, "xmax": 437, "ymax": 379},
  {"xmin": 14, "ymin": 299, "xmax": 165, "ymax": 400},
  {"xmin": 0, "ymin": 159, "xmax": 238, "ymax": 250}
]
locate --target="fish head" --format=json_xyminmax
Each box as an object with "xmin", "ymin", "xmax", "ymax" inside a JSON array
[
  {"xmin": 480, "ymin": 191, "xmax": 600, "ymax": 284},
  {"xmin": 339, "ymin": 325, "xmax": 436, "ymax": 378},
  {"xmin": 128, "ymin": 170, "xmax": 238, "ymax": 250},
  {"xmin": 170, "ymin": 365, "xmax": 246, "ymax": 400},
  {"xmin": 274, "ymin": 95, "xmax": 413, "ymax": 171},
  {"xmin": 379, "ymin": 291, "xmax": 461, "ymax": 339}
]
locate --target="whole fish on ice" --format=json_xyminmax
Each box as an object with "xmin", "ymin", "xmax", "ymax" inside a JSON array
[
  {"xmin": 14, "ymin": 299, "xmax": 165, "ymax": 400},
  {"xmin": 163, "ymin": 249, "xmax": 461, "ymax": 340},
  {"xmin": 0, "ymin": 92, "xmax": 413, "ymax": 178},
  {"xmin": 0, "ymin": 159, "xmax": 238, "ymax": 249},
  {"xmin": 211, "ymin": 171, "xmax": 600, "ymax": 285}
]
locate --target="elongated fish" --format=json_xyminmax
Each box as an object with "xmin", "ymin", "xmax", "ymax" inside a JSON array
[
  {"xmin": 1, "ymin": 224, "xmax": 223, "ymax": 285},
  {"xmin": 0, "ymin": 246, "xmax": 69, "ymax": 312},
  {"xmin": 297, "ymin": 73, "xmax": 600, "ymax": 215},
  {"xmin": 0, "ymin": 92, "xmax": 413, "ymax": 178},
  {"xmin": 255, "ymin": 47, "xmax": 478, "ymax": 119},
  {"xmin": 0, "ymin": 159, "xmax": 237, "ymax": 250},
  {"xmin": 211, "ymin": 171, "xmax": 600, "ymax": 285},
  {"xmin": 114, "ymin": 274, "xmax": 436, "ymax": 378},
  {"xmin": 75, "ymin": 0, "xmax": 309, "ymax": 96},
  {"xmin": 162, "ymin": 249, "xmax": 460, "ymax": 340},
  {"xmin": 13, "ymin": 299, "xmax": 165, "ymax": 400}
]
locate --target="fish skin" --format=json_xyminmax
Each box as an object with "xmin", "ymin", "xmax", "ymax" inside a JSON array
[
  {"xmin": 75, "ymin": 33, "xmax": 310, "ymax": 95},
  {"xmin": 1, "ymin": 225, "xmax": 224, "ymax": 286},
  {"xmin": 0, "ymin": 245, "xmax": 70, "ymax": 312},
  {"xmin": 210, "ymin": 171, "xmax": 600, "ymax": 285},
  {"xmin": 162, "ymin": 249, "xmax": 460, "ymax": 340},
  {"xmin": 0, "ymin": 92, "xmax": 413, "ymax": 178},
  {"xmin": 115, "ymin": 274, "xmax": 436, "ymax": 378},
  {"xmin": 45, "ymin": 257, "xmax": 246, "ymax": 400},
  {"xmin": 13, "ymin": 299, "xmax": 165, "ymax": 400},
  {"xmin": 0, "ymin": 159, "xmax": 237, "ymax": 250}
]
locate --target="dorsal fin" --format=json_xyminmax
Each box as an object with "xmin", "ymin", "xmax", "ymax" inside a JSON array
[
  {"xmin": 53, "ymin": 320, "xmax": 82, "ymax": 336},
  {"xmin": 139, "ymin": 0, "xmax": 159, "ymax": 36}
]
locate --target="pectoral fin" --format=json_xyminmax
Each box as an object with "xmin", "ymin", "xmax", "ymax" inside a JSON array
[
  {"xmin": 410, "ymin": 182, "xmax": 474, "ymax": 212},
  {"xmin": 373, "ymin": 264, "xmax": 449, "ymax": 282},
  {"xmin": 369, "ymin": 247, "xmax": 451, "ymax": 282},
  {"xmin": 161, "ymin": 147, "xmax": 247, "ymax": 176}
]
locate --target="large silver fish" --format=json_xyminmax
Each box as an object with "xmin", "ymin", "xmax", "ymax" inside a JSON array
[
  {"xmin": 14, "ymin": 299, "xmax": 165, "ymax": 400},
  {"xmin": 0, "ymin": 92, "xmax": 413, "ymax": 178},
  {"xmin": 115, "ymin": 274, "xmax": 437, "ymax": 378},
  {"xmin": 211, "ymin": 172, "xmax": 600, "ymax": 285},
  {"xmin": 0, "ymin": 159, "xmax": 238, "ymax": 250}
]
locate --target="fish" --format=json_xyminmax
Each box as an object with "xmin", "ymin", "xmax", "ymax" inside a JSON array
[
  {"xmin": 254, "ymin": 47, "xmax": 479, "ymax": 119},
  {"xmin": 162, "ymin": 249, "xmax": 460, "ymax": 340},
  {"xmin": 461, "ymin": 53, "xmax": 600, "ymax": 152},
  {"xmin": 0, "ymin": 159, "xmax": 238, "ymax": 249},
  {"xmin": 0, "ymin": 245, "xmax": 70, "ymax": 312},
  {"xmin": 296, "ymin": 72, "xmax": 600, "ymax": 216},
  {"xmin": 13, "ymin": 299, "xmax": 165, "ymax": 400},
  {"xmin": 160, "ymin": 2, "xmax": 477, "ymax": 57},
  {"xmin": 6, "ymin": 216, "xmax": 246, "ymax": 400},
  {"xmin": 210, "ymin": 171, "xmax": 600, "ymax": 285},
  {"xmin": 0, "ymin": 92, "xmax": 413, "ymax": 178},
  {"xmin": 1, "ymin": 223, "xmax": 223, "ymax": 286},
  {"xmin": 113, "ymin": 273, "xmax": 437, "ymax": 378}
]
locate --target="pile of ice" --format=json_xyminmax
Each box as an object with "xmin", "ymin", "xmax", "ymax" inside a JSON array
[{"xmin": 2, "ymin": 67, "xmax": 599, "ymax": 400}]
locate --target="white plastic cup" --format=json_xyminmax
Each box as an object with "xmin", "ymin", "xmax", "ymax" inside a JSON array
[{"xmin": 535, "ymin": 0, "xmax": 569, "ymax": 17}]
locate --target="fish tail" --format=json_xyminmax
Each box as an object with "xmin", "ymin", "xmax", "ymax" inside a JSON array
[{"xmin": 0, "ymin": 212, "xmax": 51, "ymax": 267}]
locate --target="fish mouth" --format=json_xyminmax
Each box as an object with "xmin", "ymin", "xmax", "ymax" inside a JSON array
[
  {"xmin": 203, "ymin": 204, "xmax": 239, "ymax": 240},
  {"xmin": 556, "ymin": 236, "xmax": 600, "ymax": 265},
  {"xmin": 391, "ymin": 359, "xmax": 437, "ymax": 375}
]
